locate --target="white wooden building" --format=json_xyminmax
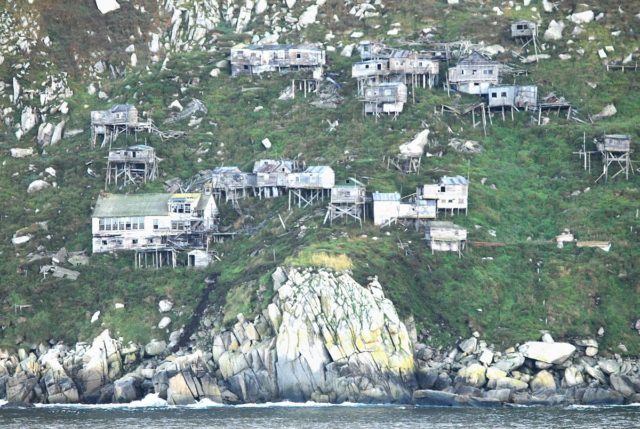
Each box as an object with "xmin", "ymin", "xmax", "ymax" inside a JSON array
[
  {"xmin": 424, "ymin": 221, "xmax": 467, "ymax": 255},
  {"xmin": 488, "ymin": 85, "xmax": 538, "ymax": 109},
  {"xmin": 511, "ymin": 20, "xmax": 537, "ymax": 39},
  {"xmin": 363, "ymin": 82, "xmax": 408, "ymax": 117},
  {"xmin": 372, "ymin": 192, "xmax": 436, "ymax": 226},
  {"xmin": 420, "ymin": 175, "xmax": 469, "ymax": 214},
  {"xmin": 447, "ymin": 51, "xmax": 501, "ymax": 96},
  {"xmin": 230, "ymin": 43, "xmax": 325, "ymax": 77},
  {"xmin": 91, "ymin": 192, "xmax": 218, "ymax": 254}
]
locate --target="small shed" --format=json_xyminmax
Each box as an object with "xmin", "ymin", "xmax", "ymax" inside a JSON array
[
  {"xmin": 331, "ymin": 178, "xmax": 367, "ymax": 205},
  {"xmin": 253, "ymin": 159, "xmax": 295, "ymax": 188},
  {"xmin": 424, "ymin": 221, "xmax": 467, "ymax": 255},
  {"xmin": 187, "ymin": 249, "xmax": 212, "ymax": 268},
  {"xmin": 287, "ymin": 166, "xmax": 335, "ymax": 189},
  {"xmin": 352, "ymin": 59, "xmax": 390, "ymax": 79},
  {"xmin": 598, "ymin": 134, "xmax": 631, "ymax": 152},
  {"xmin": 91, "ymin": 104, "xmax": 139, "ymax": 126},
  {"xmin": 363, "ymin": 82, "xmax": 408, "ymax": 115},
  {"xmin": 421, "ymin": 175, "xmax": 469, "ymax": 214},
  {"xmin": 488, "ymin": 85, "xmax": 538, "ymax": 108},
  {"xmin": 511, "ymin": 20, "xmax": 537, "ymax": 39},
  {"xmin": 372, "ymin": 192, "xmax": 401, "ymax": 226}
]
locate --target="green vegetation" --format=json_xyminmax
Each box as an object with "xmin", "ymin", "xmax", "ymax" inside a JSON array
[{"xmin": 0, "ymin": 0, "xmax": 639, "ymax": 355}]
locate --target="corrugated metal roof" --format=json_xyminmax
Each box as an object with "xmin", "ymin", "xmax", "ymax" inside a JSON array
[
  {"xmin": 305, "ymin": 166, "xmax": 333, "ymax": 174},
  {"xmin": 212, "ymin": 166, "xmax": 242, "ymax": 174},
  {"xmin": 372, "ymin": 192, "xmax": 400, "ymax": 201},
  {"xmin": 93, "ymin": 193, "xmax": 171, "ymax": 217},
  {"xmin": 440, "ymin": 175, "xmax": 469, "ymax": 186},
  {"xmin": 335, "ymin": 177, "xmax": 366, "ymax": 188}
]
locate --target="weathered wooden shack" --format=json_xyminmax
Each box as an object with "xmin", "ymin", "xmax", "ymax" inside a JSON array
[
  {"xmin": 208, "ymin": 166, "xmax": 255, "ymax": 203},
  {"xmin": 105, "ymin": 144, "xmax": 159, "ymax": 188},
  {"xmin": 91, "ymin": 104, "xmax": 140, "ymax": 147},
  {"xmin": 596, "ymin": 134, "xmax": 633, "ymax": 182},
  {"xmin": 447, "ymin": 51, "xmax": 501, "ymax": 95},
  {"xmin": 362, "ymin": 82, "xmax": 408, "ymax": 117},
  {"xmin": 324, "ymin": 178, "xmax": 367, "ymax": 225},
  {"xmin": 420, "ymin": 175, "xmax": 469, "ymax": 214},
  {"xmin": 92, "ymin": 192, "xmax": 218, "ymax": 267},
  {"xmin": 287, "ymin": 166, "xmax": 335, "ymax": 209},
  {"xmin": 230, "ymin": 43, "xmax": 326, "ymax": 77},
  {"xmin": 253, "ymin": 159, "xmax": 298, "ymax": 198},
  {"xmin": 424, "ymin": 221, "xmax": 467, "ymax": 255},
  {"xmin": 372, "ymin": 192, "xmax": 436, "ymax": 226},
  {"xmin": 352, "ymin": 43, "xmax": 439, "ymax": 92},
  {"xmin": 511, "ymin": 20, "xmax": 537, "ymax": 39},
  {"xmin": 488, "ymin": 85, "xmax": 538, "ymax": 109}
]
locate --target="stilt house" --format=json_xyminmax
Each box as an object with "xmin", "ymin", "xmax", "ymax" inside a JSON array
[
  {"xmin": 230, "ymin": 43, "xmax": 326, "ymax": 77},
  {"xmin": 447, "ymin": 51, "xmax": 501, "ymax": 95},
  {"xmin": 91, "ymin": 192, "xmax": 218, "ymax": 255},
  {"xmin": 420, "ymin": 176, "xmax": 469, "ymax": 214},
  {"xmin": 424, "ymin": 221, "xmax": 467, "ymax": 255}
]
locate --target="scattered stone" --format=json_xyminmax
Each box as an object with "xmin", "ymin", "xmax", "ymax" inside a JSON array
[
  {"xmin": 27, "ymin": 180, "xmax": 51, "ymax": 194},
  {"xmin": 159, "ymin": 300, "xmax": 173, "ymax": 313},
  {"xmin": 544, "ymin": 20, "xmax": 565, "ymax": 41},
  {"xmin": 591, "ymin": 104, "xmax": 617, "ymax": 121},
  {"xmin": 570, "ymin": 10, "xmax": 594, "ymax": 24},
  {"xmin": 518, "ymin": 342, "xmax": 575, "ymax": 364},
  {"xmin": 261, "ymin": 138, "xmax": 272, "ymax": 149},
  {"xmin": 144, "ymin": 340, "xmax": 166, "ymax": 357},
  {"xmin": 158, "ymin": 317, "xmax": 171, "ymax": 329},
  {"xmin": 95, "ymin": 0, "xmax": 120, "ymax": 15},
  {"xmin": 11, "ymin": 148, "xmax": 34, "ymax": 158},
  {"xmin": 90, "ymin": 311, "xmax": 100, "ymax": 324}
]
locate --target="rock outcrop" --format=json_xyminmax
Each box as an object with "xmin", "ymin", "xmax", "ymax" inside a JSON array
[{"xmin": 1, "ymin": 268, "xmax": 640, "ymax": 407}]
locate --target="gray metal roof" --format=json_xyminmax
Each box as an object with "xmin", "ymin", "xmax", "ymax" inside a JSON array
[
  {"xmin": 111, "ymin": 104, "xmax": 135, "ymax": 113},
  {"xmin": 93, "ymin": 193, "xmax": 171, "ymax": 217},
  {"xmin": 426, "ymin": 221, "xmax": 466, "ymax": 230},
  {"xmin": 305, "ymin": 166, "xmax": 333, "ymax": 174},
  {"xmin": 372, "ymin": 192, "xmax": 400, "ymax": 201},
  {"xmin": 441, "ymin": 175, "xmax": 469, "ymax": 185}
]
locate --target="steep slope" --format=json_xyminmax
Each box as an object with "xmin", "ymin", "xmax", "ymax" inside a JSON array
[{"xmin": 0, "ymin": 0, "xmax": 639, "ymax": 357}]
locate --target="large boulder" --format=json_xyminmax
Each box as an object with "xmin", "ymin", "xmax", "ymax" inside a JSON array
[
  {"xmin": 113, "ymin": 374, "xmax": 142, "ymax": 403},
  {"xmin": 609, "ymin": 374, "xmax": 638, "ymax": 398},
  {"xmin": 76, "ymin": 330, "xmax": 122, "ymax": 401},
  {"xmin": 543, "ymin": 20, "xmax": 565, "ymax": 41},
  {"xmin": 581, "ymin": 388, "xmax": 624, "ymax": 405},
  {"xmin": 40, "ymin": 350, "xmax": 79, "ymax": 404},
  {"xmin": 6, "ymin": 372, "xmax": 38, "ymax": 403},
  {"xmin": 455, "ymin": 363, "xmax": 486, "ymax": 388},
  {"xmin": 492, "ymin": 353, "xmax": 524, "ymax": 373},
  {"xmin": 562, "ymin": 366, "xmax": 584, "ymax": 388},
  {"xmin": 530, "ymin": 370, "xmax": 556, "ymax": 392},
  {"xmin": 96, "ymin": 0, "xmax": 120, "ymax": 14},
  {"xmin": 144, "ymin": 340, "xmax": 166, "ymax": 357},
  {"xmin": 518, "ymin": 342, "xmax": 575, "ymax": 364},
  {"xmin": 598, "ymin": 359, "xmax": 620, "ymax": 375}
]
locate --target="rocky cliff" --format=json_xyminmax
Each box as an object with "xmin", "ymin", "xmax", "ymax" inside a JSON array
[{"xmin": 0, "ymin": 267, "xmax": 416, "ymax": 405}]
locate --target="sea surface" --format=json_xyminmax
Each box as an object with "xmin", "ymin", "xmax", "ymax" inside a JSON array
[{"xmin": 1, "ymin": 397, "xmax": 639, "ymax": 428}]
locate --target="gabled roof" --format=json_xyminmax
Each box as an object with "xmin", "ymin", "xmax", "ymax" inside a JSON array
[
  {"xmin": 335, "ymin": 178, "xmax": 366, "ymax": 188},
  {"xmin": 93, "ymin": 193, "xmax": 171, "ymax": 217},
  {"xmin": 440, "ymin": 175, "xmax": 469, "ymax": 186},
  {"xmin": 253, "ymin": 159, "xmax": 294, "ymax": 173},
  {"xmin": 458, "ymin": 51, "xmax": 496, "ymax": 65},
  {"xmin": 304, "ymin": 166, "xmax": 333, "ymax": 174},
  {"xmin": 212, "ymin": 166, "xmax": 243, "ymax": 174},
  {"xmin": 372, "ymin": 192, "xmax": 400, "ymax": 201}
]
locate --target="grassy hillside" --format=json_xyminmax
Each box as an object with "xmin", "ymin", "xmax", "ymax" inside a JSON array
[{"xmin": 0, "ymin": 0, "xmax": 639, "ymax": 354}]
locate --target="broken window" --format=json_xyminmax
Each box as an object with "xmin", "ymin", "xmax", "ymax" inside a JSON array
[
  {"xmin": 296, "ymin": 53, "xmax": 301, "ymax": 59},
  {"xmin": 153, "ymin": 219, "xmax": 159, "ymax": 230},
  {"xmin": 440, "ymin": 186, "xmax": 446, "ymax": 193},
  {"xmin": 102, "ymin": 240, "xmax": 108, "ymax": 245},
  {"xmin": 132, "ymin": 239, "xmax": 138, "ymax": 245},
  {"xmin": 491, "ymin": 93, "xmax": 497, "ymax": 98},
  {"xmin": 501, "ymin": 92, "xmax": 507, "ymax": 97}
]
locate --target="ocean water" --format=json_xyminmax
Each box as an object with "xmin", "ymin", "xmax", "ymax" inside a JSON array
[{"xmin": 1, "ymin": 397, "xmax": 639, "ymax": 428}]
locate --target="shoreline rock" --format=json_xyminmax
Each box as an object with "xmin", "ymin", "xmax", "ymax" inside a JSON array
[{"xmin": 0, "ymin": 268, "xmax": 639, "ymax": 407}]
